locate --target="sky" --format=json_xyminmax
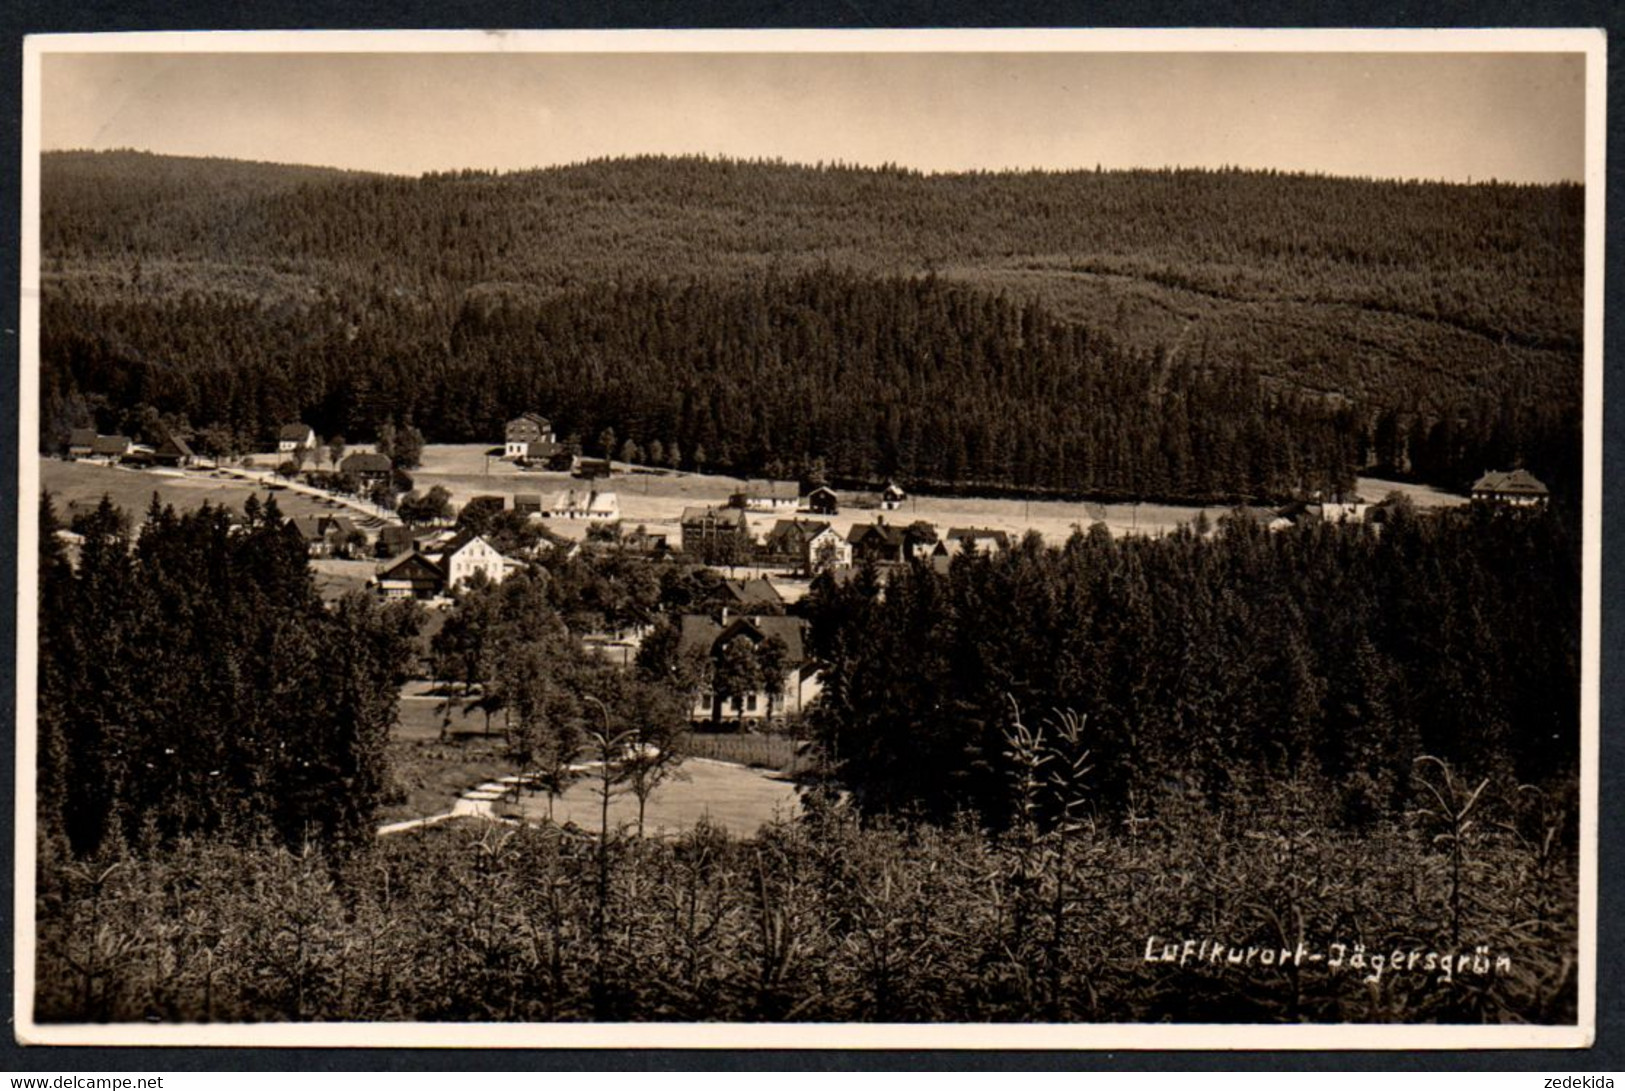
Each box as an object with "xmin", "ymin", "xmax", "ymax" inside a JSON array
[{"xmin": 39, "ymin": 49, "xmax": 1587, "ymax": 184}]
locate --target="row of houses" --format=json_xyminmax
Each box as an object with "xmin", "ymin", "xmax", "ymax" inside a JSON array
[
  {"xmin": 679, "ymin": 506, "xmax": 1013, "ymax": 572},
  {"xmin": 68, "ymin": 429, "xmax": 197, "ymax": 468},
  {"xmin": 728, "ymin": 479, "xmax": 905, "ymax": 515}
]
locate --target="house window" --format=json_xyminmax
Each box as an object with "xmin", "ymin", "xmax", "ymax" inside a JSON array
[{"xmin": 746, "ymin": 693, "xmax": 759, "ymax": 712}]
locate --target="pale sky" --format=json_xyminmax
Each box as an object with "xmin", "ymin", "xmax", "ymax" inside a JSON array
[{"xmin": 40, "ymin": 51, "xmax": 1587, "ymax": 183}]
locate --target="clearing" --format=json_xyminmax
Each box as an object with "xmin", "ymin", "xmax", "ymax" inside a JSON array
[{"xmin": 500, "ymin": 758, "xmax": 802, "ymax": 838}]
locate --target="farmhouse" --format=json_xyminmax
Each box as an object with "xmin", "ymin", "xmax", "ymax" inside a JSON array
[
  {"xmin": 678, "ymin": 613, "xmax": 821, "ymax": 723},
  {"xmin": 504, "ymin": 413, "xmax": 555, "ymax": 459},
  {"xmin": 90, "ymin": 435, "xmax": 133, "ymax": 462},
  {"xmin": 67, "ymin": 428, "xmax": 97, "ymax": 459},
  {"xmin": 731, "ymin": 479, "xmax": 800, "ymax": 513},
  {"xmin": 278, "ymin": 423, "xmax": 316, "ymax": 453},
  {"xmin": 681, "ymin": 506, "xmax": 750, "ymax": 552},
  {"xmin": 548, "ymin": 489, "xmax": 619, "ymax": 521},
  {"xmin": 340, "ymin": 452, "xmax": 394, "ymax": 491},
  {"xmin": 375, "ymin": 552, "xmax": 450, "ymax": 601},
  {"xmin": 153, "ymin": 431, "xmax": 196, "ymax": 468},
  {"xmin": 805, "ymin": 486, "xmax": 839, "ymax": 515},
  {"xmin": 1471, "ymin": 469, "xmax": 1549, "ymax": 507},
  {"xmin": 881, "ymin": 480, "xmax": 907, "ymax": 511}
]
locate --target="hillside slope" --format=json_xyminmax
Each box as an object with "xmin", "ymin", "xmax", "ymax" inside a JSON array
[{"xmin": 39, "ymin": 151, "xmax": 1583, "ymax": 498}]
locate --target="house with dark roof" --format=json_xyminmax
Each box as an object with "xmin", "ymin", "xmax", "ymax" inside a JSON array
[
  {"xmin": 153, "ymin": 431, "xmax": 195, "ymax": 468},
  {"xmin": 848, "ymin": 518, "xmax": 938, "ymax": 564},
  {"xmin": 287, "ymin": 514, "xmax": 365, "ymax": 557},
  {"xmin": 91, "ymin": 435, "xmax": 133, "ymax": 462},
  {"xmin": 677, "ymin": 613, "xmax": 820, "ymax": 723},
  {"xmin": 761, "ymin": 518, "xmax": 829, "ymax": 563},
  {"xmin": 513, "ymin": 493, "xmax": 545, "ymax": 517},
  {"xmin": 881, "ymin": 480, "xmax": 907, "ymax": 511},
  {"xmin": 681, "ymin": 506, "xmax": 750, "ymax": 552},
  {"xmin": 278, "ymin": 424, "xmax": 316, "ymax": 453},
  {"xmin": 505, "ymin": 413, "xmax": 555, "ymax": 459},
  {"xmin": 848, "ymin": 521, "xmax": 908, "ymax": 565},
  {"xmin": 376, "ymin": 524, "xmax": 425, "ymax": 558},
  {"xmin": 340, "ymin": 452, "xmax": 394, "ymax": 491},
  {"xmin": 67, "ymin": 428, "xmax": 97, "ymax": 459},
  {"xmin": 718, "ymin": 577, "xmax": 785, "ymax": 611},
  {"xmin": 804, "ymin": 486, "xmax": 839, "ymax": 515},
  {"xmin": 1471, "ymin": 469, "xmax": 1549, "ymax": 507},
  {"xmin": 376, "ymin": 552, "xmax": 448, "ymax": 601}
]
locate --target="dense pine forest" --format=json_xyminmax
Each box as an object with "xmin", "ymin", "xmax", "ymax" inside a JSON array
[
  {"xmin": 34, "ymin": 497, "xmax": 1579, "ymax": 1024},
  {"xmin": 40, "ymin": 151, "xmax": 1583, "ymax": 501}
]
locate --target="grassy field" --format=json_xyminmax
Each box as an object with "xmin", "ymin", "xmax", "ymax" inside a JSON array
[
  {"xmin": 500, "ymin": 758, "xmax": 802, "ymax": 837},
  {"xmin": 41, "ymin": 458, "xmax": 340, "ymax": 522}
]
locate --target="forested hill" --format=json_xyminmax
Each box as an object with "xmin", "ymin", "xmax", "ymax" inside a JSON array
[{"xmin": 40, "ymin": 151, "xmax": 1583, "ymax": 499}]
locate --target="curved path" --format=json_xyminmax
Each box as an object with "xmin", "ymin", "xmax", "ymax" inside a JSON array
[{"xmin": 376, "ymin": 759, "xmax": 800, "ymax": 838}]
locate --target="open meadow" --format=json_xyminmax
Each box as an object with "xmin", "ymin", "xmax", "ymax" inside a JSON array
[
  {"xmin": 42, "ymin": 458, "xmax": 343, "ymax": 523},
  {"xmin": 499, "ymin": 758, "xmax": 802, "ymax": 837}
]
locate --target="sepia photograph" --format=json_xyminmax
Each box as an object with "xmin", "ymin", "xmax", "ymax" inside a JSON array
[{"xmin": 13, "ymin": 30, "xmax": 1603, "ymax": 1049}]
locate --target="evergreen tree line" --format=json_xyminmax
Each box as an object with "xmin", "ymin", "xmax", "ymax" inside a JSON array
[
  {"xmin": 44, "ymin": 269, "xmax": 1572, "ymax": 503},
  {"xmin": 37, "ymin": 493, "xmax": 421, "ymax": 856},
  {"xmin": 803, "ymin": 503, "xmax": 1580, "ymax": 828}
]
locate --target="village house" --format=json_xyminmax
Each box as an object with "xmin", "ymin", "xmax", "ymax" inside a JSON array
[
  {"xmin": 731, "ymin": 479, "xmax": 801, "ymax": 513},
  {"xmin": 515, "ymin": 440, "xmax": 564, "ymax": 470},
  {"xmin": 287, "ymin": 514, "xmax": 364, "ymax": 558},
  {"xmin": 718, "ymin": 577, "xmax": 785, "ymax": 612},
  {"xmin": 504, "ymin": 413, "xmax": 555, "ymax": 460},
  {"xmin": 881, "ymin": 480, "xmax": 907, "ymax": 511},
  {"xmin": 575, "ymin": 457, "xmax": 613, "ymax": 480},
  {"xmin": 1471, "ymin": 469, "xmax": 1549, "ymax": 507},
  {"xmin": 848, "ymin": 518, "xmax": 939, "ymax": 565},
  {"xmin": 91, "ymin": 435, "xmax": 133, "ymax": 463},
  {"xmin": 278, "ymin": 423, "xmax": 317, "ymax": 454},
  {"xmin": 153, "ymin": 431, "xmax": 196, "ymax": 469},
  {"xmin": 678, "ymin": 613, "xmax": 821, "ymax": 723},
  {"xmin": 761, "ymin": 518, "xmax": 829, "ymax": 566},
  {"xmin": 67, "ymin": 428, "xmax": 97, "ymax": 459},
  {"xmin": 340, "ymin": 452, "xmax": 394, "ymax": 492},
  {"xmin": 375, "ymin": 523, "xmax": 434, "ymax": 558},
  {"xmin": 681, "ymin": 505, "xmax": 751, "ymax": 553},
  {"xmin": 804, "ymin": 486, "xmax": 840, "ymax": 516},
  {"xmin": 513, "ymin": 493, "xmax": 545, "ymax": 518},
  {"xmin": 548, "ymin": 489, "xmax": 619, "ymax": 521},
  {"xmin": 804, "ymin": 523, "xmax": 853, "ymax": 574}
]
